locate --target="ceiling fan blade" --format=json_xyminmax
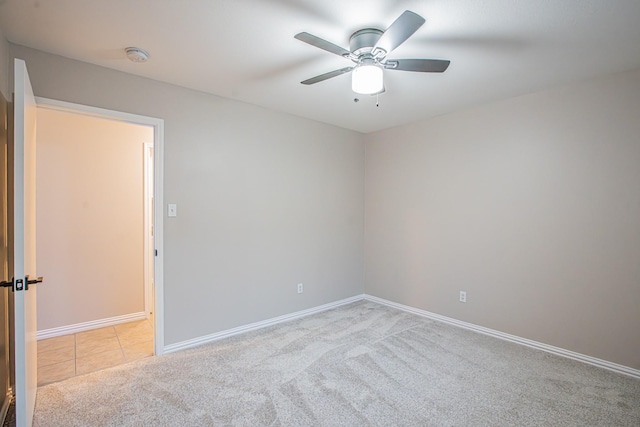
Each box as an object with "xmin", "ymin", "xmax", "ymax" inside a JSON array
[
  {"xmin": 385, "ymin": 59, "xmax": 450, "ymax": 72},
  {"xmin": 301, "ymin": 66, "xmax": 354, "ymax": 85},
  {"xmin": 373, "ymin": 10, "xmax": 425, "ymax": 56},
  {"xmin": 295, "ymin": 32, "xmax": 351, "ymax": 57}
]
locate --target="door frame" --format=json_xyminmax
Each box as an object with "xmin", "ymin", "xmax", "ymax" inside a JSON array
[
  {"xmin": 143, "ymin": 142, "xmax": 153, "ymax": 320},
  {"xmin": 34, "ymin": 97, "xmax": 165, "ymax": 355}
]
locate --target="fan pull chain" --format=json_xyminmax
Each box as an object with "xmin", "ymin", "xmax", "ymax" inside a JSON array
[{"xmin": 376, "ymin": 91, "xmax": 379, "ymax": 107}]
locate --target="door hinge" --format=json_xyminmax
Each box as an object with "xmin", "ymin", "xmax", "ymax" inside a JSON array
[{"xmin": 155, "ymin": 249, "xmax": 158, "ymax": 256}]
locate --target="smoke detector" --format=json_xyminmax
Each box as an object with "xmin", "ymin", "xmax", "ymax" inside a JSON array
[{"xmin": 125, "ymin": 47, "xmax": 150, "ymax": 63}]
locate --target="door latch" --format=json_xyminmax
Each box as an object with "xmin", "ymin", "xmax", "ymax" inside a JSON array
[
  {"xmin": 0, "ymin": 278, "xmax": 22, "ymax": 291},
  {"xmin": 0, "ymin": 276, "xmax": 43, "ymax": 292}
]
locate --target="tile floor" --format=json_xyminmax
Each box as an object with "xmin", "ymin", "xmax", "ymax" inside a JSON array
[{"xmin": 37, "ymin": 319, "xmax": 154, "ymax": 386}]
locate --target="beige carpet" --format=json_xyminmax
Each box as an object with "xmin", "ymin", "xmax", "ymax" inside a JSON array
[{"xmin": 34, "ymin": 301, "xmax": 640, "ymax": 426}]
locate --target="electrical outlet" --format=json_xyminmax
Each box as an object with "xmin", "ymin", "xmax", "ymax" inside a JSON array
[
  {"xmin": 459, "ymin": 291, "xmax": 467, "ymax": 303},
  {"xmin": 297, "ymin": 283, "xmax": 303, "ymax": 294}
]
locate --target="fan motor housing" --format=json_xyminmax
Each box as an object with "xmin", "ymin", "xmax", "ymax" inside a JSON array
[{"xmin": 349, "ymin": 28, "xmax": 383, "ymax": 56}]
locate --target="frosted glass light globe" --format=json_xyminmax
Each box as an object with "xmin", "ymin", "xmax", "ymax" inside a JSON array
[{"xmin": 352, "ymin": 64, "xmax": 383, "ymax": 94}]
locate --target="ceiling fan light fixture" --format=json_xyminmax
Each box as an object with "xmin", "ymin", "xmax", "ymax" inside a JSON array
[
  {"xmin": 296, "ymin": 11, "xmax": 449, "ymax": 96},
  {"xmin": 352, "ymin": 64, "xmax": 383, "ymax": 95}
]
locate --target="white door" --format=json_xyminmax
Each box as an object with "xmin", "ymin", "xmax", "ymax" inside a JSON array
[{"xmin": 13, "ymin": 58, "xmax": 39, "ymax": 427}]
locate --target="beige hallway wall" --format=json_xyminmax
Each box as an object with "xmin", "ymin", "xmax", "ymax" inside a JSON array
[
  {"xmin": 36, "ymin": 108, "xmax": 153, "ymax": 330},
  {"xmin": 364, "ymin": 69, "xmax": 640, "ymax": 369}
]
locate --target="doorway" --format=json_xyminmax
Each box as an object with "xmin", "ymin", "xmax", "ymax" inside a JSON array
[{"xmin": 32, "ymin": 99, "xmax": 164, "ymax": 384}]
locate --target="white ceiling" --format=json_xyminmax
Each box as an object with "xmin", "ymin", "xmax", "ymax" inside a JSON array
[{"xmin": 1, "ymin": 0, "xmax": 639, "ymax": 133}]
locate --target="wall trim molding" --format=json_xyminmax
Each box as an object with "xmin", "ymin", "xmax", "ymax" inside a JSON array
[
  {"xmin": 37, "ymin": 312, "xmax": 147, "ymax": 340},
  {"xmin": 364, "ymin": 294, "xmax": 640, "ymax": 379},
  {"xmin": 161, "ymin": 293, "xmax": 639, "ymax": 379},
  {"xmin": 163, "ymin": 295, "xmax": 365, "ymax": 354}
]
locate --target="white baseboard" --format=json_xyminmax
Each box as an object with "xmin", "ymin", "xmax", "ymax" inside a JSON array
[
  {"xmin": 164, "ymin": 295, "xmax": 365, "ymax": 354},
  {"xmin": 364, "ymin": 294, "xmax": 640, "ymax": 379},
  {"xmin": 37, "ymin": 312, "xmax": 147, "ymax": 340},
  {"xmin": 162, "ymin": 293, "xmax": 640, "ymax": 379}
]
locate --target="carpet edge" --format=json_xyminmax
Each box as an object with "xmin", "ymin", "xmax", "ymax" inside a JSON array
[
  {"xmin": 163, "ymin": 294, "xmax": 366, "ymax": 354},
  {"xmin": 364, "ymin": 294, "xmax": 640, "ymax": 379}
]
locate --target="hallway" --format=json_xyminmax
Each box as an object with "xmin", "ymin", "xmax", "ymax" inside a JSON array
[{"xmin": 37, "ymin": 319, "xmax": 153, "ymax": 386}]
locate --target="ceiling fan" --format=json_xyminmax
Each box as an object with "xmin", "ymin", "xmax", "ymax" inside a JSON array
[{"xmin": 295, "ymin": 10, "xmax": 450, "ymax": 95}]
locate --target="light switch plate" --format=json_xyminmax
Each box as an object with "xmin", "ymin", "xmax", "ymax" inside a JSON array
[{"xmin": 168, "ymin": 203, "xmax": 177, "ymax": 217}]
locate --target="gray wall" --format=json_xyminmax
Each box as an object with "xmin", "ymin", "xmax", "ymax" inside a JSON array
[
  {"xmin": 11, "ymin": 44, "xmax": 365, "ymax": 346},
  {"xmin": 9, "ymin": 41, "xmax": 639, "ymax": 371},
  {"xmin": 0, "ymin": 26, "xmax": 9, "ymax": 99},
  {"xmin": 365, "ymin": 69, "xmax": 640, "ymax": 369}
]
